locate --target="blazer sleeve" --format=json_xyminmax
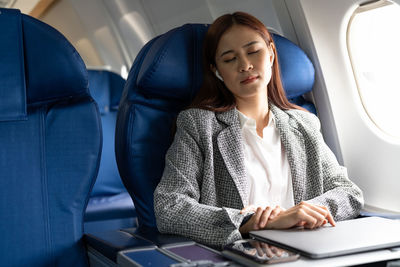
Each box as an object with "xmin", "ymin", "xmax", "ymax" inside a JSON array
[
  {"xmin": 153, "ymin": 110, "xmax": 246, "ymax": 248},
  {"xmin": 299, "ymin": 112, "xmax": 364, "ymax": 220}
]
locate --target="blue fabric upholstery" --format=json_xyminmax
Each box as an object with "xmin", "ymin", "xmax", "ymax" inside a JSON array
[
  {"xmin": 115, "ymin": 24, "xmax": 316, "ymax": 230},
  {"xmin": 86, "ymin": 70, "xmax": 126, "ymax": 197},
  {"xmin": 0, "ymin": 8, "xmax": 101, "ymax": 266},
  {"xmin": 116, "ymin": 24, "xmax": 208, "ymax": 230},
  {"xmin": 84, "ymin": 70, "xmax": 136, "ymax": 233},
  {"xmin": 0, "ymin": 8, "xmax": 26, "ymax": 121},
  {"xmin": 272, "ymin": 34, "xmax": 316, "ymax": 114}
]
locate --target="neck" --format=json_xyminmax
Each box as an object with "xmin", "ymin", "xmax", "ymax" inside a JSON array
[{"xmin": 236, "ymin": 93, "xmax": 270, "ymax": 136}]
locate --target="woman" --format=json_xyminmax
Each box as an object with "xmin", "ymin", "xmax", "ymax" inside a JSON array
[{"xmin": 154, "ymin": 12, "xmax": 363, "ymax": 248}]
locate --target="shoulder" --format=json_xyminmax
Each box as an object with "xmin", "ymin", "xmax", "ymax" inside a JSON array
[
  {"xmin": 271, "ymin": 104, "xmax": 322, "ymax": 138},
  {"xmin": 177, "ymin": 108, "xmax": 216, "ymax": 126},
  {"xmin": 284, "ymin": 108, "xmax": 321, "ymax": 132},
  {"xmin": 176, "ymin": 108, "xmax": 220, "ymax": 135}
]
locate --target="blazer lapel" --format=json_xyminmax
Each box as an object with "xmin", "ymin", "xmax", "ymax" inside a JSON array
[
  {"xmin": 216, "ymin": 109, "xmax": 249, "ymax": 207},
  {"xmin": 271, "ymin": 105, "xmax": 307, "ymax": 204}
]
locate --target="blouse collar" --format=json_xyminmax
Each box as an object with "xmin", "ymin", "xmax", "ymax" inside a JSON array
[{"xmin": 237, "ymin": 109, "xmax": 275, "ymax": 130}]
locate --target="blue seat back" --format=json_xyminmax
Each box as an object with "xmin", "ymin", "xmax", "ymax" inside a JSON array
[
  {"xmin": 115, "ymin": 24, "xmax": 315, "ymax": 230},
  {"xmin": 84, "ymin": 70, "xmax": 137, "ymax": 233},
  {"xmin": 88, "ymin": 69, "xmax": 126, "ymax": 197},
  {"xmin": 0, "ymin": 9, "xmax": 102, "ymax": 266}
]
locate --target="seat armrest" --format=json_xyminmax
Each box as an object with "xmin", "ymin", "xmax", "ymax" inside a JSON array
[
  {"xmin": 359, "ymin": 210, "xmax": 400, "ymax": 220},
  {"xmin": 84, "ymin": 230, "xmax": 154, "ymax": 262},
  {"xmin": 121, "ymin": 226, "xmax": 192, "ymax": 246}
]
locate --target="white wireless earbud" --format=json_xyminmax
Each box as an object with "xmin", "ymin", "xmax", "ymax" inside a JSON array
[{"xmin": 215, "ymin": 70, "xmax": 223, "ymax": 81}]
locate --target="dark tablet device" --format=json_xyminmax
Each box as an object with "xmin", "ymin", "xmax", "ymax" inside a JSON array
[
  {"xmin": 118, "ymin": 247, "xmax": 180, "ymax": 267},
  {"xmin": 223, "ymin": 239, "xmax": 299, "ymax": 265},
  {"xmin": 162, "ymin": 242, "xmax": 227, "ymax": 263}
]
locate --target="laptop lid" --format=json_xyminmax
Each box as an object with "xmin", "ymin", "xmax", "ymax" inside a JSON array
[{"xmin": 250, "ymin": 216, "xmax": 400, "ymax": 259}]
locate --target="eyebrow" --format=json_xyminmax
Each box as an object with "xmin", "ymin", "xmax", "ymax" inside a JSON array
[{"xmin": 219, "ymin": 41, "xmax": 260, "ymax": 57}]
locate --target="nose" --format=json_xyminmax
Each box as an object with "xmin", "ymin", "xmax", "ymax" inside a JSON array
[{"xmin": 239, "ymin": 56, "xmax": 253, "ymax": 72}]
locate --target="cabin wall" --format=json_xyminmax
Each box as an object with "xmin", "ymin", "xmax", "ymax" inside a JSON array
[
  {"xmin": 39, "ymin": 0, "xmax": 104, "ymax": 68},
  {"xmin": 287, "ymin": 0, "xmax": 400, "ymax": 212},
  {"xmin": 36, "ymin": 0, "xmax": 300, "ymax": 79}
]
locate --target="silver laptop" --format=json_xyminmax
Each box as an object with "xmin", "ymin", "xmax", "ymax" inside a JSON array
[{"xmin": 250, "ymin": 216, "xmax": 400, "ymax": 259}]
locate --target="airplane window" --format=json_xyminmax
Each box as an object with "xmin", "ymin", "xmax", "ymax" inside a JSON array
[{"xmin": 348, "ymin": 0, "xmax": 400, "ymax": 139}]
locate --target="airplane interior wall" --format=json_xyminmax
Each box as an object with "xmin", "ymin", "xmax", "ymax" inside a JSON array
[
  {"xmin": 40, "ymin": 0, "xmax": 300, "ymax": 78},
  {"xmin": 35, "ymin": 0, "xmax": 400, "ymax": 213},
  {"xmin": 39, "ymin": 0, "xmax": 104, "ymax": 68},
  {"xmin": 287, "ymin": 0, "xmax": 400, "ymax": 213}
]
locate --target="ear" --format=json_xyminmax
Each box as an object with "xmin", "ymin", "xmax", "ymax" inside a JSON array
[
  {"xmin": 210, "ymin": 64, "xmax": 217, "ymax": 73},
  {"xmin": 269, "ymin": 43, "xmax": 275, "ymax": 65},
  {"xmin": 210, "ymin": 64, "xmax": 223, "ymax": 81}
]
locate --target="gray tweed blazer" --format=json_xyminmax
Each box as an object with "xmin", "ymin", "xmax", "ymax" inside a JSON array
[{"xmin": 154, "ymin": 104, "xmax": 364, "ymax": 248}]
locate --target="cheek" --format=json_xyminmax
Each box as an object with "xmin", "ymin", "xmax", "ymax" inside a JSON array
[
  {"xmin": 265, "ymin": 64, "xmax": 272, "ymax": 77},
  {"xmin": 262, "ymin": 58, "xmax": 272, "ymax": 76},
  {"xmin": 262, "ymin": 63, "xmax": 273, "ymax": 85},
  {"xmin": 220, "ymin": 68, "xmax": 236, "ymax": 83}
]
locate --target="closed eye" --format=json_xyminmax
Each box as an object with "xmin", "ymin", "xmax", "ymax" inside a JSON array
[
  {"xmin": 224, "ymin": 57, "xmax": 236, "ymax": 63},
  {"xmin": 248, "ymin": 50, "xmax": 260, "ymax": 55}
]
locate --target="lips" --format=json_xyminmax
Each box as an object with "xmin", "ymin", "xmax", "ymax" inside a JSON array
[{"xmin": 241, "ymin": 75, "xmax": 259, "ymax": 84}]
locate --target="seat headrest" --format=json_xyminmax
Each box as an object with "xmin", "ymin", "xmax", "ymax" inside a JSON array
[
  {"xmin": 0, "ymin": 8, "xmax": 88, "ymax": 121},
  {"xmin": 0, "ymin": 8, "xmax": 26, "ymax": 121},
  {"xmin": 132, "ymin": 23, "xmax": 314, "ymax": 103},
  {"xmin": 136, "ymin": 24, "xmax": 208, "ymax": 101},
  {"xmin": 88, "ymin": 70, "xmax": 125, "ymax": 114},
  {"xmin": 273, "ymin": 34, "xmax": 315, "ymax": 99}
]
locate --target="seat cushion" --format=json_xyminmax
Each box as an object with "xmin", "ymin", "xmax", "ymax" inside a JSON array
[{"xmin": 85, "ymin": 192, "xmax": 136, "ymax": 222}]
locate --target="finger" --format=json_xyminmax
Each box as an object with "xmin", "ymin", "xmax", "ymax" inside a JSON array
[
  {"xmin": 270, "ymin": 206, "xmax": 284, "ymax": 220},
  {"xmin": 276, "ymin": 205, "xmax": 286, "ymax": 212},
  {"xmin": 305, "ymin": 203, "xmax": 337, "ymax": 227},
  {"xmin": 264, "ymin": 244, "xmax": 274, "ymax": 258},
  {"xmin": 254, "ymin": 241, "xmax": 264, "ymax": 256},
  {"xmin": 312, "ymin": 205, "xmax": 336, "ymax": 227},
  {"xmin": 259, "ymin": 206, "xmax": 273, "ymax": 228},
  {"xmin": 293, "ymin": 206, "xmax": 323, "ymax": 229},
  {"xmin": 270, "ymin": 246, "xmax": 283, "ymax": 257},
  {"xmin": 297, "ymin": 204, "xmax": 328, "ymax": 228},
  {"xmin": 300, "ymin": 202, "xmax": 329, "ymax": 217},
  {"xmin": 300, "ymin": 213, "xmax": 318, "ymax": 229},
  {"xmin": 296, "ymin": 220, "xmax": 306, "ymax": 227},
  {"xmin": 321, "ymin": 207, "xmax": 336, "ymax": 226},
  {"xmin": 325, "ymin": 213, "xmax": 335, "ymax": 226},
  {"xmin": 260, "ymin": 242, "xmax": 269, "ymax": 257},
  {"xmin": 252, "ymin": 207, "xmax": 264, "ymax": 230}
]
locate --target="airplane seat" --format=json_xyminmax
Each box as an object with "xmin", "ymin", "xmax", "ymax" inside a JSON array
[
  {"xmin": 0, "ymin": 8, "xmax": 101, "ymax": 266},
  {"xmin": 115, "ymin": 23, "xmax": 208, "ymax": 232},
  {"xmin": 115, "ymin": 24, "xmax": 316, "ymax": 230},
  {"xmin": 84, "ymin": 23, "xmax": 317, "ymax": 264},
  {"xmin": 114, "ymin": 23, "xmax": 316, "ymax": 233},
  {"xmin": 84, "ymin": 69, "xmax": 137, "ymax": 234}
]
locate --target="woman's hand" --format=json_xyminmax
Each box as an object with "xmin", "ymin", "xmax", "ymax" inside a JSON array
[
  {"xmin": 239, "ymin": 205, "xmax": 284, "ymax": 234},
  {"xmin": 253, "ymin": 241, "xmax": 284, "ymax": 258},
  {"xmin": 266, "ymin": 202, "xmax": 335, "ymax": 230}
]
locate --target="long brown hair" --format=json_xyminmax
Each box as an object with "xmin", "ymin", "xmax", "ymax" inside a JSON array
[{"xmin": 189, "ymin": 11, "xmax": 303, "ymax": 112}]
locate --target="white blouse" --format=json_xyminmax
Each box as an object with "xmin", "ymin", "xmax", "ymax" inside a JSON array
[{"xmin": 238, "ymin": 110, "xmax": 295, "ymax": 209}]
